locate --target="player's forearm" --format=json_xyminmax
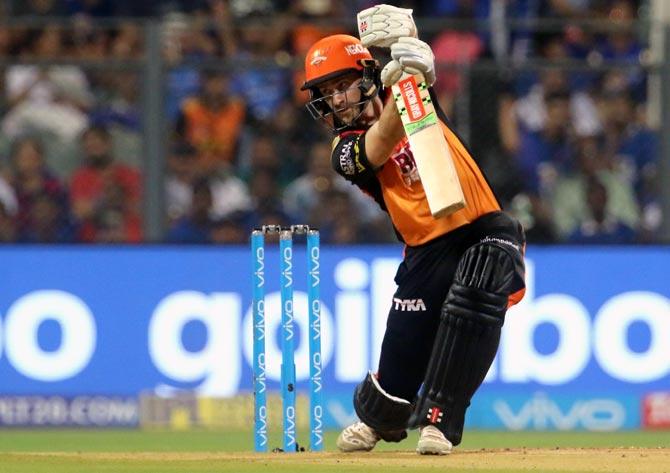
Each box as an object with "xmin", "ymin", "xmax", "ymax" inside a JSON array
[{"xmin": 364, "ymin": 101, "xmax": 405, "ymax": 168}]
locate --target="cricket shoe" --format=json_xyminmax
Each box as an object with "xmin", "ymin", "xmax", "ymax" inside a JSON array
[
  {"xmin": 336, "ymin": 421, "xmax": 381, "ymax": 452},
  {"xmin": 416, "ymin": 425, "xmax": 452, "ymax": 455}
]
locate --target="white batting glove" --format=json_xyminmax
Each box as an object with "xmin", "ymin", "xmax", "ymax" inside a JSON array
[
  {"xmin": 380, "ymin": 60, "xmax": 403, "ymax": 87},
  {"xmin": 357, "ymin": 4, "xmax": 417, "ymax": 48},
  {"xmin": 381, "ymin": 37, "xmax": 436, "ymax": 87}
]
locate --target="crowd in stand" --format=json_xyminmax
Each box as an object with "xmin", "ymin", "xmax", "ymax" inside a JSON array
[{"xmin": 0, "ymin": 0, "xmax": 661, "ymax": 244}]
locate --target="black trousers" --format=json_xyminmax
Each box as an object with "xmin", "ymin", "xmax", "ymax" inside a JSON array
[{"xmin": 376, "ymin": 211, "xmax": 526, "ymax": 401}]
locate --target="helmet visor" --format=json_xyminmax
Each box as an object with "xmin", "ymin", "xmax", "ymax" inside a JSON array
[{"xmin": 305, "ymin": 80, "xmax": 371, "ymax": 132}]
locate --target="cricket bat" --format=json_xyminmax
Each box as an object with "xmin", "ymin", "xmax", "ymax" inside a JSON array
[{"xmin": 392, "ymin": 73, "xmax": 466, "ymax": 218}]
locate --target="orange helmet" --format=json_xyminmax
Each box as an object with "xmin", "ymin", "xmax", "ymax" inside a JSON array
[
  {"xmin": 302, "ymin": 34, "xmax": 381, "ymax": 131},
  {"xmin": 302, "ymin": 34, "xmax": 374, "ymax": 91}
]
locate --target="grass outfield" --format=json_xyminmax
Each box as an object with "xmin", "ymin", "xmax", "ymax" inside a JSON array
[{"xmin": 0, "ymin": 429, "xmax": 668, "ymax": 473}]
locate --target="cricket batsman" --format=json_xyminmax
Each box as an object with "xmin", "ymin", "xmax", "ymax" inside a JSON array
[{"xmin": 300, "ymin": 5, "xmax": 526, "ymax": 455}]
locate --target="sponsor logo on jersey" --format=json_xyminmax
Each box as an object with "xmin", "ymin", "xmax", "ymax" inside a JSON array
[
  {"xmin": 393, "ymin": 298, "xmax": 426, "ymax": 311},
  {"xmin": 339, "ymin": 141, "xmax": 356, "ymax": 175},
  {"xmin": 390, "ymin": 143, "xmax": 420, "ymax": 186}
]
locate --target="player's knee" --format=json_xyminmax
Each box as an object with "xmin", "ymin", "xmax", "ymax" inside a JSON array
[
  {"xmin": 446, "ymin": 243, "xmax": 518, "ymax": 324},
  {"xmin": 353, "ymin": 372, "xmax": 412, "ymax": 440},
  {"xmin": 455, "ymin": 242, "xmax": 517, "ymax": 293}
]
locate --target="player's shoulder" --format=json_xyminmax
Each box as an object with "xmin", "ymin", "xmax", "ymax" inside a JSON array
[
  {"xmin": 331, "ymin": 130, "xmax": 368, "ymax": 179},
  {"xmin": 331, "ymin": 130, "xmax": 365, "ymax": 150}
]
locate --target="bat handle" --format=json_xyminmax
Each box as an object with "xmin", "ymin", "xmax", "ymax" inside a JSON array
[{"xmin": 395, "ymin": 71, "xmax": 425, "ymax": 85}]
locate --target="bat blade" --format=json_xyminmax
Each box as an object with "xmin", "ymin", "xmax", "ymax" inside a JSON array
[{"xmin": 392, "ymin": 73, "xmax": 465, "ymax": 218}]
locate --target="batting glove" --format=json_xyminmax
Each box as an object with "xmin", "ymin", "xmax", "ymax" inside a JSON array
[
  {"xmin": 357, "ymin": 4, "xmax": 417, "ymax": 48},
  {"xmin": 381, "ymin": 37, "xmax": 436, "ymax": 87}
]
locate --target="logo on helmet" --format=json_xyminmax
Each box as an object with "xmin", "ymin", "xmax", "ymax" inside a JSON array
[
  {"xmin": 345, "ymin": 44, "xmax": 367, "ymax": 56},
  {"xmin": 310, "ymin": 55, "xmax": 327, "ymax": 66}
]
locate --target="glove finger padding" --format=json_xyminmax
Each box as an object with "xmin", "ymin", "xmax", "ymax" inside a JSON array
[
  {"xmin": 390, "ymin": 37, "xmax": 436, "ymax": 86},
  {"xmin": 398, "ymin": 57, "xmax": 435, "ymax": 86},
  {"xmin": 357, "ymin": 4, "xmax": 417, "ymax": 48},
  {"xmin": 381, "ymin": 59, "xmax": 404, "ymax": 87}
]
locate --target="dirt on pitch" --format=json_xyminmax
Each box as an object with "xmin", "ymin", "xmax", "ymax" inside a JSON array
[{"xmin": 15, "ymin": 447, "xmax": 670, "ymax": 472}]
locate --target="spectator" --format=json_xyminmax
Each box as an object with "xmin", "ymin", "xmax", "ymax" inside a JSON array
[
  {"xmin": 0, "ymin": 4, "xmax": 662, "ymax": 245},
  {"xmin": 308, "ymin": 188, "xmax": 361, "ymax": 244},
  {"xmin": 514, "ymin": 89, "xmax": 574, "ymax": 196},
  {"xmin": 18, "ymin": 192, "xmax": 77, "ymax": 243},
  {"xmin": 427, "ymin": 0, "xmax": 487, "ymax": 116},
  {"xmin": 70, "ymin": 125, "xmax": 142, "ymax": 242},
  {"xmin": 176, "ymin": 69, "xmax": 246, "ymax": 172},
  {"xmin": 597, "ymin": 76, "xmax": 659, "ymax": 237},
  {"xmin": 289, "ymin": 0, "xmax": 343, "ymax": 105},
  {"xmin": 551, "ymin": 135, "xmax": 639, "ymax": 239},
  {"xmin": 594, "ymin": 0, "xmax": 646, "ymax": 100},
  {"xmin": 567, "ymin": 175, "xmax": 637, "ymax": 244},
  {"xmin": 65, "ymin": 0, "xmax": 115, "ymax": 17},
  {"xmin": 7, "ymin": 137, "xmax": 74, "ymax": 242},
  {"xmin": 209, "ymin": 162, "xmax": 253, "ymax": 220},
  {"xmin": 166, "ymin": 178, "xmax": 215, "ymax": 244},
  {"xmin": 508, "ymin": 192, "xmax": 557, "ymax": 243},
  {"xmin": 543, "ymin": 0, "xmax": 594, "ymax": 18},
  {"xmin": 210, "ymin": 211, "xmax": 250, "ymax": 244},
  {"xmin": 89, "ymin": 71, "xmax": 141, "ymax": 132},
  {"xmin": 229, "ymin": 18, "xmax": 292, "ymax": 124},
  {"xmin": 0, "ymin": 200, "xmax": 17, "ymax": 242},
  {"xmin": 10, "ymin": 0, "xmax": 67, "ymax": 16},
  {"xmin": 2, "ymin": 26, "xmax": 92, "ymax": 142},
  {"xmin": 267, "ymin": 100, "xmax": 326, "ymax": 182},
  {"xmin": 249, "ymin": 167, "xmax": 282, "ymax": 214},
  {"xmin": 282, "ymin": 141, "xmax": 340, "ymax": 222},
  {"xmin": 165, "ymin": 140, "xmax": 200, "ymax": 224},
  {"xmin": 165, "ymin": 139, "xmax": 252, "ymax": 224},
  {"xmin": 110, "ymin": 21, "xmax": 143, "ymax": 59},
  {"xmin": 163, "ymin": 12, "xmax": 202, "ymax": 121},
  {"xmin": 283, "ymin": 141, "xmax": 385, "ymax": 230},
  {"xmin": 240, "ymin": 133, "xmax": 283, "ymax": 185},
  {"xmin": 248, "ymin": 167, "xmax": 292, "ymax": 234},
  {"xmin": 0, "ymin": 172, "xmax": 18, "ymax": 218},
  {"xmin": 499, "ymin": 33, "xmax": 600, "ymax": 157}
]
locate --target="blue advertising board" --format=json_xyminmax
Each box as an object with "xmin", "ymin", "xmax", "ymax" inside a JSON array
[{"xmin": 1, "ymin": 245, "xmax": 669, "ymax": 430}]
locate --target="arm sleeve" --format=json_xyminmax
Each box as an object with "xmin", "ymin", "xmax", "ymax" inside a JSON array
[{"xmin": 331, "ymin": 131, "xmax": 378, "ymax": 186}]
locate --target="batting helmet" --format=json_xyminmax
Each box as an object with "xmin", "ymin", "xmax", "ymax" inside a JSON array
[
  {"xmin": 302, "ymin": 34, "xmax": 374, "ymax": 90},
  {"xmin": 302, "ymin": 34, "xmax": 381, "ymax": 130}
]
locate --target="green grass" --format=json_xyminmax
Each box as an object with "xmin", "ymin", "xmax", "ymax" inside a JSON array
[
  {"xmin": 0, "ymin": 428, "xmax": 666, "ymax": 452},
  {"xmin": 0, "ymin": 429, "xmax": 667, "ymax": 473}
]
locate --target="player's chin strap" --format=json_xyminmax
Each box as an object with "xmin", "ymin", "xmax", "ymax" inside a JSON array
[{"xmin": 358, "ymin": 59, "xmax": 380, "ymax": 98}]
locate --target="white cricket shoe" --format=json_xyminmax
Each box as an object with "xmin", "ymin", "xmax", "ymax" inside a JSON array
[
  {"xmin": 336, "ymin": 421, "xmax": 381, "ymax": 452},
  {"xmin": 416, "ymin": 425, "xmax": 453, "ymax": 455}
]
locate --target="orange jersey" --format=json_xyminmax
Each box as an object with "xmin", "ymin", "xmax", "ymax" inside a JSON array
[
  {"xmin": 179, "ymin": 97, "xmax": 245, "ymax": 163},
  {"xmin": 332, "ymin": 98, "xmax": 500, "ymax": 246}
]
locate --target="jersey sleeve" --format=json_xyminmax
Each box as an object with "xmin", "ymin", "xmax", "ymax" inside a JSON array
[
  {"xmin": 330, "ymin": 130, "xmax": 387, "ymax": 212},
  {"xmin": 331, "ymin": 131, "xmax": 377, "ymax": 186}
]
